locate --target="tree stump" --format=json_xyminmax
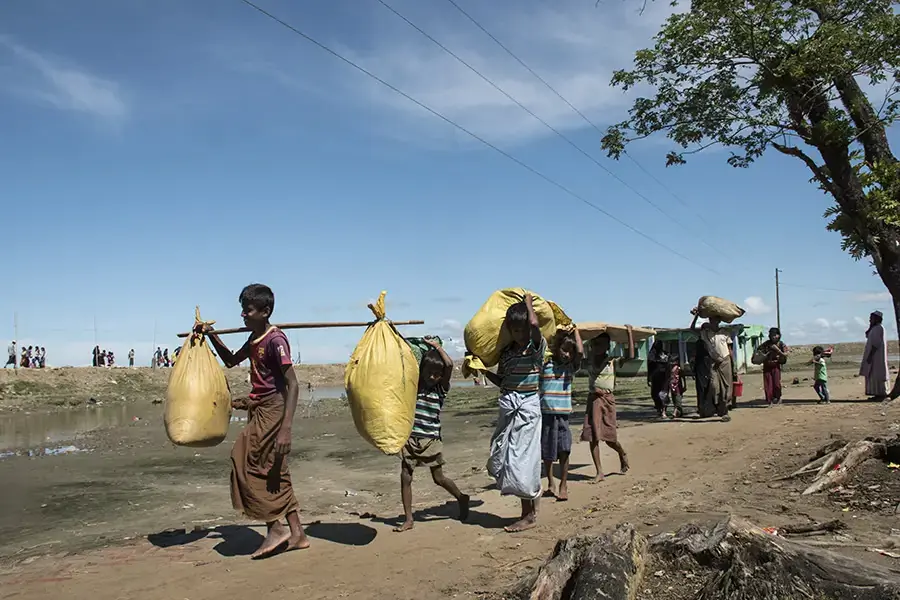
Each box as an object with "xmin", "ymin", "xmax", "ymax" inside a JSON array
[{"xmin": 512, "ymin": 516, "xmax": 900, "ymax": 600}]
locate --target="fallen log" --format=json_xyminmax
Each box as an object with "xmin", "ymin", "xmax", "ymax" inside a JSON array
[
  {"xmin": 779, "ymin": 519, "xmax": 846, "ymax": 535},
  {"xmin": 511, "ymin": 516, "xmax": 900, "ymax": 600},
  {"xmin": 803, "ymin": 439, "xmax": 887, "ymax": 495},
  {"xmin": 512, "ymin": 525, "xmax": 644, "ymax": 600}
]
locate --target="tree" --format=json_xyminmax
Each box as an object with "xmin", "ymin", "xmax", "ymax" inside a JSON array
[{"xmin": 601, "ymin": 0, "xmax": 900, "ymax": 398}]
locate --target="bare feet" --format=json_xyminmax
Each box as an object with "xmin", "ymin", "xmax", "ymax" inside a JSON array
[
  {"xmin": 620, "ymin": 455, "xmax": 630, "ymax": 474},
  {"xmin": 590, "ymin": 473, "xmax": 605, "ymax": 484},
  {"xmin": 504, "ymin": 515, "xmax": 536, "ymax": 533},
  {"xmin": 542, "ymin": 487, "xmax": 557, "ymax": 499},
  {"xmin": 557, "ymin": 484, "xmax": 568, "ymax": 502},
  {"xmin": 393, "ymin": 520, "xmax": 414, "ymax": 533},
  {"xmin": 251, "ymin": 524, "xmax": 291, "ymax": 560},
  {"xmin": 286, "ymin": 533, "xmax": 311, "ymax": 551},
  {"xmin": 458, "ymin": 494, "xmax": 470, "ymax": 522}
]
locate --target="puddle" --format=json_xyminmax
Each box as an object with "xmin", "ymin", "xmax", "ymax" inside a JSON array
[{"xmin": 0, "ymin": 403, "xmax": 152, "ymax": 451}]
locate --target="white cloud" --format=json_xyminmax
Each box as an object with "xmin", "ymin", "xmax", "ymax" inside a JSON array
[
  {"xmin": 831, "ymin": 320, "xmax": 848, "ymax": 333},
  {"xmin": 854, "ymin": 292, "xmax": 891, "ymax": 302},
  {"xmin": 0, "ymin": 36, "xmax": 128, "ymax": 121},
  {"xmin": 744, "ymin": 296, "xmax": 772, "ymax": 315},
  {"xmin": 854, "ymin": 316, "xmax": 869, "ymax": 328},
  {"xmin": 242, "ymin": 0, "xmax": 679, "ymax": 146},
  {"xmin": 814, "ymin": 318, "xmax": 831, "ymax": 329}
]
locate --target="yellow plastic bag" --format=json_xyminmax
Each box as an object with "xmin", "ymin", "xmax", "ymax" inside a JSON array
[
  {"xmin": 345, "ymin": 292, "xmax": 419, "ymax": 455},
  {"xmin": 697, "ymin": 296, "xmax": 745, "ymax": 323},
  {"xmin": 462, "ymin": 288, "xmax": 570, "ymax": 377},
  {"xmin": 164, "ymin": 308, "xmax": 232, "ymax": 447}
]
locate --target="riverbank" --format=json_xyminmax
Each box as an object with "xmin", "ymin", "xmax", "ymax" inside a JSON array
[
  {"xmin": 0, "ymin": 364, "xmax": 350, "ymax": 413},
  {"xmin": 1, "ymin": 366, "xmax": 898, "ymax": 600}
]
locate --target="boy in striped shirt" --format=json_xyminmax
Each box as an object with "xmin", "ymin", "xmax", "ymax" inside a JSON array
[
  {"xmin": 540, "ymin": 327, "xmax": 583, "ymax": 502},
  {"xmin": 395, "ymin": 337, "xmax": 470, "ymax": 532}
]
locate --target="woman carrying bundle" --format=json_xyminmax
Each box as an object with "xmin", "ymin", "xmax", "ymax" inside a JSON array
[{"xmin": 690, "ymin": 307, "xmax": 732, "ymax": 422}]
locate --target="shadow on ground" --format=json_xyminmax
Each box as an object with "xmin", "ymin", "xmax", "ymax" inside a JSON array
[{"xmin": 147, "ymin": 520, "xmax": 378, "ymax": 555}]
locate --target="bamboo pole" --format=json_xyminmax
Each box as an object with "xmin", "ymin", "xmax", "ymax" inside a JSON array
[{"xmin": 176, "ymin": 320, "xmax": 425, "ymax": 338}]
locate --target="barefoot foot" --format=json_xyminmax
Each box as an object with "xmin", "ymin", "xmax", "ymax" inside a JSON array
[
  {"xmin": 504, "ymin": 515, "xmax": 536, "ymax": 533},
  {"xmin": 620, "ymin": 456, "xmax": 630, "ymax": 474},
  {"xmin": 286, "ymin": 534, "xmax": 311, "ymax": 552},
  {"xmin": 590, "ymin": 474, "xmax": 605, "ymax": 484},
  {"xmin": 393, "ymin": 520, "xmax": 414, "ymax": 533},
  {"xmin": 557, "ymin": 484, "xmax": 568, "ymax": 502},
  {"xmin": 251, "ymin": 526, "xmax": 291, "ymax": 560}
]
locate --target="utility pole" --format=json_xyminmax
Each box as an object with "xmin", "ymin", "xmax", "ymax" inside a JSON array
[
  {"xmin": 13, "ymin": 312, "xmax": 18, "ymax": 373},
  {"xmin": 775, "ymin": 268, "xmax": 782, "ymax": 331}
]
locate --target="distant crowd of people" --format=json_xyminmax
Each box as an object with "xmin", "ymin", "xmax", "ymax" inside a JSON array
[
  {"xmin": 5, "ymin": 341, "xmax": 46, "ymax": 369},
  {"xmin": 91, "ymin": 345, "xmax": 119, "ymax": 367},
  {"xmin": 153, "ymin": 347, "xmax": 180, "ymax": 368}
]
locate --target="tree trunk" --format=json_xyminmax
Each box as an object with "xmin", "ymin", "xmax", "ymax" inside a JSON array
[
  {"xmin": 893, "ymin": 291, "xmax": 900, "ymax": 400},
  {"xmin": 512, "ymin": 517, "xmax": 900, "ymax": 599}
]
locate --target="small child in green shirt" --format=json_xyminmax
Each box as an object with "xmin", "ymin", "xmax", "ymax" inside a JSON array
[{"xmin": 810, "ymin": 346, "xmax": 830, "ymax": 404}]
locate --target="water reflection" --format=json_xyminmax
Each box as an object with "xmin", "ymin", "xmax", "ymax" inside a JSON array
[{"xmin": 0, "ymin": 403, "xmax": 149, "ymax": 451}]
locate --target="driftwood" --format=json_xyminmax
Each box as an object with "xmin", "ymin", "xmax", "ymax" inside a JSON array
[
  {"xmin": 779, "ymin": 519, "xmax": 846, "ymax": 535},
  {"xmin": 513, "ymin": 525, "xmax": 644, "ymax": 600},
  {"xmin": 773, "ymin": 434, "xmax": 899, "ymax": 495},
  {"xmin": 803, "ymin": 439, "xmax": 886, "ymax": 495},
  {"xmin": 512, "ymin": 516, "xmax": 900, "ymax": 600}
]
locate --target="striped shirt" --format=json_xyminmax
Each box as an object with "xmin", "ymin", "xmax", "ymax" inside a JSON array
[
  {"xmin": 411, "ymin": 384, "xmax": 448, "ymax": 439},
  {"xmin": 540, "ymin": 358, "xmax": 580, "ymax": 414},
  {"xmin": 498, "ymin": 337, "xmax": 547, "ymax": 394},
  {"xmin": 588, "ymin": 358, "xmax": 616, "ymax": 392}
]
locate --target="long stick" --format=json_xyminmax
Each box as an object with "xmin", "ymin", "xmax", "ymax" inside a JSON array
[{"xmin": 177, "ymin": 320, "xmax": 425, "ymax": 338}]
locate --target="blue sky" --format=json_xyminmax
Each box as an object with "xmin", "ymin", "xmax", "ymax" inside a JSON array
[{"xmin": 2, "ymin": 0, "xmax": 896, "ymax": 367}]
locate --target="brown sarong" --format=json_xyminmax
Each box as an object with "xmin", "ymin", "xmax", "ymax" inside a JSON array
[
  {"xmin": 230, "ymin": 391, "xmax": 299, "ymax": 522},
  {"xmin": 581, "ymin": 389, "xmax": 618, "ymax": 444}
]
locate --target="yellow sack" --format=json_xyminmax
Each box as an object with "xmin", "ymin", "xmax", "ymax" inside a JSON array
[
  {"xmin": 462, "ymin": 288, "xmax": 571, "ymax": 377},
  {"xmin": 164, "ymin": 308, "xmax": 232, "ymax": 447},
  {"xmin": 696, "ymin": 296, "xmax": 745, "ymax": 323},
  {"xmin": 345, "ymin": 292, "xmax": 419, "ymax": 455}
]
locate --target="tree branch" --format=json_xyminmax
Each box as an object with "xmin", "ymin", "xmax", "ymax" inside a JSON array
[{"xmin": 771, "ymin": 141, "xmax": 837, "ymax": 195}]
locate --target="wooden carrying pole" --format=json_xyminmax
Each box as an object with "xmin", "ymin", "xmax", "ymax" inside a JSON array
[{"xmin": 177, "ymin": 320, "xmax": 425, "ymax": 338}]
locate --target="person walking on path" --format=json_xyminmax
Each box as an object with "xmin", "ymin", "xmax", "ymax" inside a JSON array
[
  {"xmin": 690, "ymin": 307, "xmax": 732, "ymax": 422},
  {"xmin": 5, "ymin": 341, "xmax": 15, "ymax": 368},
  {"xmin": 860, "ymin": 311, "xmax": 890, "ymax": 402},
  {"xmin": 754, "ymin": 328, "xmax": 788, "ymax": 406}
]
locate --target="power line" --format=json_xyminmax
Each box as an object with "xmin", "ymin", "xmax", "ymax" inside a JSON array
[
  {"xmin": 780, "ymin": 282, "xmax": 886, "ymax": 295},
  {"xmin": 237, "ymin": 0, "xmax": 719, "ymax": 275},
  {"xmin": 376, "ymin": 0, "xmax": 724, "ymax": 256},
  {"xmin": 442, "ymin": 0, "xmax": 716, "ymax": 230}
]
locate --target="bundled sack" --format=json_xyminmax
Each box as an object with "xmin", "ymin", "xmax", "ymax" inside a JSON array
[
  {"xmin": 462, "ymin": 288, "xmax": 571, "ymax": 377},
  {"xmin": 696, "ymin": 296, "xmax": 745, "ymax": 323},
  {"xmin": 406, "ymin": 336, "xmax": 443, "ymax": 366},
  {"xmin": 345, "ymin": 292, "xmax": 419, "ymax": 455},
  {"xmin": 164, "ymin": 307, "xmax": 232, "ymax": 447}
]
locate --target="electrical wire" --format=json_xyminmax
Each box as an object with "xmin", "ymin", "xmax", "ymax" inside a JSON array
[
  {"xmin": 376, "ymin": 0, "xmax": 724, "ymax": 256},
  {"xmin": 237, "ymin": 0, "xmax": 720, "ymax": 275},
  {"xmin": 442, "ymin": 0, "xmax": 716, "ymax": 230}
]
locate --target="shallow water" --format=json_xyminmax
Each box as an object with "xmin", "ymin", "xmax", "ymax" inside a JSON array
[
  {"xmin": 0, "ymin": 379, "xmax": 479, "ymax": 453},
  {"xmin": 0, "ymin": 402, "xmax": 152, "ymax": 451}
]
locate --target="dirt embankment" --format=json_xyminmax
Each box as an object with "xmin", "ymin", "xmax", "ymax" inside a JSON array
[{"xmin": 0, "ymin": 364, "xmax": 348, "ymax": 413}]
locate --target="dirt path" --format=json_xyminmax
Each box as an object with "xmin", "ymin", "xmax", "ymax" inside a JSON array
[{"xmin": 2, "ymin": 371, "xmax": 899, "ymax": 600}]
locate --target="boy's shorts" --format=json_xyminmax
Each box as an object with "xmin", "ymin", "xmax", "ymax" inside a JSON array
[
  {"xmin": 541, "ymin": 413, "xmax": 572, "ymax": 462},
  {"xmin": 401, "ymin": 436, "xmax": 445, "ymax": 473}
]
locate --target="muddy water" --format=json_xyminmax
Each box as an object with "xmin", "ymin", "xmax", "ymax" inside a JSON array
[
  {"xmin": 0, "ymin": 380, "xmax": 479, "ymax": 454},
  {"xmin": 0, "ymin": 403, "xmax": 154, "ymax": 452}
]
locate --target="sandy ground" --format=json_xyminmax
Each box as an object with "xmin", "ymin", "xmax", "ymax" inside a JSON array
[{"xmin": 2, "ymin": 365, "xmax": 900, "ymax": 600}]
